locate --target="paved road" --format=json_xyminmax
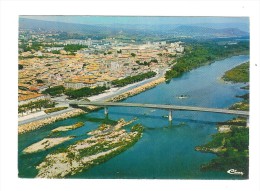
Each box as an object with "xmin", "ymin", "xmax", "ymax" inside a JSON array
[
  {"xmin": 18, "ymin": 69, "xmax": 167, "ymax": 126},
  {"xmin": 88, "ymin": 68, "xmax": 167, "ymax": 101},
  {"xmin": 18, "ymin": 108, "xmax": 75, "ymax": 126},
  {"xmin": 71, "ymin": 101, "xmax": 249, "ymax": 116}
]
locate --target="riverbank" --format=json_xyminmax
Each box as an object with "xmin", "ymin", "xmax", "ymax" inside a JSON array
[
  {"xmin": 19, "ymin": 55, "xmax": 250, "ymax": 179},
  {"xmin": 36, "ymin": 119, "xmax": 144, "ymax": 178},
  {"xmin": 51, "ymin": 122, "xmax": 84, "ymax": 133},
  {"xmin": 106, "ymin": 77, "xmax": 165, "ymax": 102},
  {"xmin": 165, "ymin": 41, "xmax": 249, "ymax": 81},
  {"xmin": 195, "ymin": 61, "xmax": 249, "ymax": 178},
  {"xmin": 195, "ymin": 117, "xmax": 249, "ymax": 178},
  {"xmin": 18, "ymin": 77, "xmax": 165, "ymax": 134},
  {"xmin": 18, "ymin": 109, "xmax": 85, "ymax": 134},
  {"xmin": 222, "ymin": 62, "xmax": 249, "ymax": 83},
  {"xmin": 23, "ymin": 136, "xmax": 74, "ymax": 154}
]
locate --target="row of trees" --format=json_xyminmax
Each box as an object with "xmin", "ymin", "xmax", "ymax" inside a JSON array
[
  {"xmin": 19, "ymin": 42, "xmax": 43, "ymax": 52},
  {"xmin": 165, "ymin": 41, "xmax": 249, "ymax": 81},
  {"xmin": 65, "ymin": 86, "xmax": 108, "ymax": 99},
  {"xmin": 112, "ymin": 71, "xmax": 157, "ymax": 87},
  {"xmin": 18, "ymin": 99, "xmax": 55, "ymax": 116},
  {"xmin": 42, "ymin": 85, "xmax": 109, "ymax": 99},
  {"xmin": 63, "ymin": 44, "xmax": 88, "ymax": 53},
  {"xmin": 42, "ymin": 85, "xmax": 65, "ymax": 96},
  {"xmin": 135, "ymin": 59, "xmax": 158, "ymax": 66}
]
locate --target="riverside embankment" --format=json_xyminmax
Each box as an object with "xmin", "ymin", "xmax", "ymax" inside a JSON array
[
  {"xmin": 19, "ymin": 55, "xmax": 249, "ymax": 179},
  {"xmin": 18, "ymin": 77, "xmax": 165, "ymax": 134}
]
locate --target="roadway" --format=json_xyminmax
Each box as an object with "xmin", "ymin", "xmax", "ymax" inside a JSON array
[
  {"xmin": 18, "ymin": 107, "xmax": 75, "ymax": 126},
  {"xmin": 18, "ymin": 68, "xmax": 167, "ymax": 126},
  {"xmin": 70, "ymin": 101, "xmax": 249, "ymax": 116}
]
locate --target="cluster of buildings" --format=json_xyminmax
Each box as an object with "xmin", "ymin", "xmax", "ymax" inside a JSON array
[{"xmin": 18, "ymin": 30, "xmax": 185, "ymax": 104}]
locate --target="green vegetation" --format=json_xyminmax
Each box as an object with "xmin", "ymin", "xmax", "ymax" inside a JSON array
[
  {"xmin": 229, "ymin": 101, "xmax": 249, "ymax": 111},
  {"xmin": 196, "ymin": 57, "xmax": 249, "ymax": 176},
  {"xmin": 165, "ymin": 42, "xmax": 249, "ymax": 81},
  {"xmin": 224, "ymin": 62, "xmax": 249, "ymax": 111},
  {"xmin": 18, "ymin": 64, "xmax": 24, "ymax": 70},
  {"xmin": 195, "ymin": 58, "xmax": 249, "ymax": 177},
  {"xmin": 44, "ymin": 107, "xmax": 68, "ymax": 114},
  {"xmin": 18, "ymin": 86, "xmax": 29, "ymax": 91},
  {"xmin": 63, "ymin": 44, "xmax": 88, "ymax": 52},
  {"xmin": 65, "ymin": 86, "xmax": 108, "ymax": 99},
  {"xmin": 222, "ymin": 62, "xmax": 249, "ymax": 83},
  {"xmin": 77, "ymin": 124, "xmax": 144, "ymax": 168},
  {"xmin": 73, "ymin": 122, "xmax": 84, "ymax": 128},
  {"xmin": 37, "ymin": 120, "xmax": 144, "ymax": 178},
  {"xmin": 136, "ymin": 59, "xmax": 158, "ymax": 66},
  {"xmin": 51, "ymin": 122, "xmax": 84, "ymax": 133},
  {"xmin": 19, "ymin": 42, "xmax": 43, "ymax": 52},
  {"xmin": 241, "ymin": 85, "xmax": 249, "ymax": 90},
  {"xmin": 197, "ymin": 124, "xmax": 249, "ymax": 178},
  {"xmin": 168, "ymin": 54, "xmax": 176, "ymax": 58},
  {"xmin": 51, "ymin": 50, "xmax": 61, "ymax": 54},
  {"xmin": 42, "ymin": 85, "xmax": 65, "ymax": 96},
  {"xmin": 112, "ymin": 71, "xmax": 156, "ymax": 87},
  {"xmin": 131, "ymin": 53, "xmax": 136, "ymax": 57},
  {"xmin": 230, "ymin": 87, "xmax": 249, "ymax": 112},
  {"xmin": 19, "ymin": 55, "xmax": 56, "ymax": 60},
  {"xmin": 36, "ymin": 79, "xmax": 44, "ymax": 84},
  {"xmin": 18, "ymin": 99, "xmax": 55, "ymax": 115},
  {"xmin": 131, "ymin": 124, "xmax": 144, "ymax": 133}
]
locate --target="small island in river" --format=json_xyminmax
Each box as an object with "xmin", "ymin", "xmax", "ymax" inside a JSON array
[
  {"xmin": 36, "ymin": 118, "xmax": 144, "ymax": 178},
  {"xmin": 51, "ymin": 122, "xmax": 84, "ymax": 132},
  {"xmin": 23, "ymin": 136, "xmax": 74, "ymax": 154}
]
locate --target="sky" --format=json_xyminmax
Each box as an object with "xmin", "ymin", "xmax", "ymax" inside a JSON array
[
  {"xmin": 20, "ymin": 16, "xmax": 249, "ymax": 31},
  {"xmin": 20, "ymin": 16, "xmax": 248, "ymax": 25}
]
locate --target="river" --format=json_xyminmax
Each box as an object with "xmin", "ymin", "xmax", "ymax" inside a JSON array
[{"xmin": 18, "ymin": 55, "xmax": 249, "ymax": 179}]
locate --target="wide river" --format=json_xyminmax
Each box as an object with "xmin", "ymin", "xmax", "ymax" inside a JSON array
[{"xmin": 18, "ymin": 55, "xmax": 249, "ymax": 179}]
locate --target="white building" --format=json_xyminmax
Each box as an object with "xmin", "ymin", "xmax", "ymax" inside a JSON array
[{"xmin": 110, "ymin": 62, "xmax": 121, "ymax": 71}]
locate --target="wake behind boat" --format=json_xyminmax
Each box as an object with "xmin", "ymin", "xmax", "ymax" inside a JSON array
[{"xmin": 176, "ymin": 94, "xmax": 189, "ymax": 99}]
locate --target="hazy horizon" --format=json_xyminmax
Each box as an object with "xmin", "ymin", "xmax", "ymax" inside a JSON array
[{"xmin": 20, "ymin": 16, "xmax": 249, "ymax": 32}]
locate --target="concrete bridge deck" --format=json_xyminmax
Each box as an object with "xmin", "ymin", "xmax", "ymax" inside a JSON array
[{"xmin": 70, "ymin": 101, "xmax": 249, "ymax": 117}]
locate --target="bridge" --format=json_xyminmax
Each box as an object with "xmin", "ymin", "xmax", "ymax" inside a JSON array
[{"xmin": 69, "ymin": 101, "xmax": 249, "ymax": 122}]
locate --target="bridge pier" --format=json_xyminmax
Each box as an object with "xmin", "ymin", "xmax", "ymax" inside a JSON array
[
  {"xmin": 169, "ymin": 110, "xmax": 172, "ymax": 121},
  {"xmin": 104, "ymin": 107, "xmax": 108, "ymax": 116},
  {"xmin": 246, "ymin": 117, "xmax": 249, "ymax": 127}
]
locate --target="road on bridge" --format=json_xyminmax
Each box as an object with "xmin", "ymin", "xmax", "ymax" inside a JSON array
[{"xmin": 70, "ymin": 101, "xmax": 249, "ymax": 116}]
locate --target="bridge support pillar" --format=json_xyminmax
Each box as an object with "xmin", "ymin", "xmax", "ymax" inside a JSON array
[
  {"xmin": 169, "ymin": 110, "xmax": 172, "ymax": 121},
  {"xmin": 104, "ymin": 107, "xmax": 108, "ymax": 116},
  {"xmin": 246, "ymin": 117, "xmax": 249, "ymax": 127}
]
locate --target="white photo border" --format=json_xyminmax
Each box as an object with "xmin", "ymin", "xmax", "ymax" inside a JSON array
[{"xmin": 0, "ymin": 1, "xmax": 259, "ymax": 191}]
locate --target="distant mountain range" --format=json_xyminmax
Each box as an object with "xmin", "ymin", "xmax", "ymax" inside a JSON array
[
  {"xmin": 171, "ymin": 25, "xmax": 248, "ymax": 37},
  {"xmin": 19, "ymin": 18, "xmax": 249, "ymax": 39}
]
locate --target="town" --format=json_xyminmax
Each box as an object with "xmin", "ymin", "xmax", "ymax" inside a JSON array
[
  {"xmin": 17, "ymin": 16, "xmax": 250, "ymax": 180},
  {"xmin": 18, "ymin": 28, "xmax": 185, "ymax": 116}
]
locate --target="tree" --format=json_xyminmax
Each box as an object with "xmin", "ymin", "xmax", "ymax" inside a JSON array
[
  {"xmin": 36, "ymin": 79, "xmax": 44, "ymax": 84},
  {"xmin": 42, "ymin": 85, "xmax": 65, "ymax": 96},
  {"xmin": 19, "ymin": 64, "xmax": 24, "ymax": 70}
]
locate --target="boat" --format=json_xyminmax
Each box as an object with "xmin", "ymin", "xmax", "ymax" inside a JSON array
[{"xmin": 176, "ymin": 94, "xmax": 189, "ymax": 99}]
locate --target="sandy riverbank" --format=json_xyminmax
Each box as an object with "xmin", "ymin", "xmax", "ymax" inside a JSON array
[
  {"xmin": 18, "ymin": 77, "xmax": 165, "ymax": 134},
  {"xmin": 36, "ymin": 119, "xmax": 143, "ymax": 178},
  {"xmin": 52, "ymin": 122, "xmax": 84, "ymax": 133},
  {"xmin": 107, "ymin": 77, "xmax": 165, "ymax": 102},
  {"xmin": 76, "ymin": 77, "xmax": 166, "ymax": 111},
  {"xmin": 23, "ymin": 136, "xmax": 74, "ymax": 154},
  {"xmin": 18, "ymin": 109, "xmax": 85, "ymax": 134}
]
